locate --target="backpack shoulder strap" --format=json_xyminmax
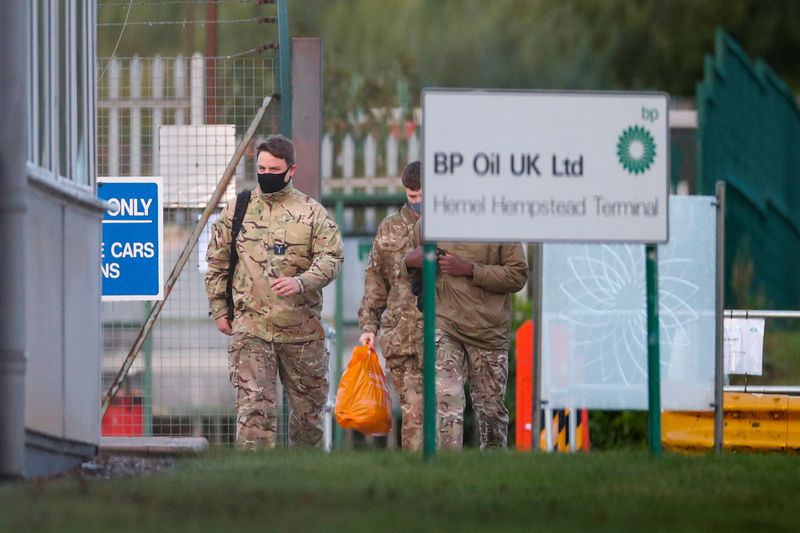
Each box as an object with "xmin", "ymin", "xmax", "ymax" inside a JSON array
[
  {"xmin": 231, "ymin": 189, "xmax": 252, "ymax": 240},
  {"xmin": 226, "ymin": 190, "xmax": 251, "ymax": 320}
]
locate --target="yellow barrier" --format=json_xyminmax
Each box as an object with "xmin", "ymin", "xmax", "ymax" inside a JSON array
[{"xmin": 663, "ymin": 392, "xmax": 800, "ymax": 451}]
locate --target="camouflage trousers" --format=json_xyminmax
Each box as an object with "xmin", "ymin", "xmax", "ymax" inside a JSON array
[
  {"xmin": 384, "ymin": 351, "xmax": 423, "ymax": 451},
  {"xmin": 435, "ymin": 329, "xmax": 509, "ymax": 450},
  {"xmin": 227, "ymin": 334, "xmax": 329, "ymax": 449}
]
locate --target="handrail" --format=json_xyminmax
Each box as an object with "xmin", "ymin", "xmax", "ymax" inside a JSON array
[
  {"xmin": 725, "ymin": 386, "xmax": 800, "ymax": 395},
  {"xmin": 726, "ymin": 310, "xmax": 800, "ymax": 319}
]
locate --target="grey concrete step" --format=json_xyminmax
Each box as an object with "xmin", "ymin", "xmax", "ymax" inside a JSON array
[{"xmin": 99, "ymin": 436, "xmax": 208, "ymax": 455}]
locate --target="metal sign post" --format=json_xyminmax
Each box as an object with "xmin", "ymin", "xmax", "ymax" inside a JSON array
[
  {"xmin": 714, "ymin": 181, "xmax": 726, "ymax": 453},
  {"xmin": 423, "ymin": 243, "xmax": 438, "ymax": 460},
  {"xmin": 645, "ymin": 244, "xmax": 662, "ymax": 456}
]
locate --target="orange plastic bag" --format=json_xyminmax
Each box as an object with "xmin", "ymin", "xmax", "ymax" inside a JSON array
[{"xmin": 334, "ymin": 345, "xmax": 392, "ymax": 436}]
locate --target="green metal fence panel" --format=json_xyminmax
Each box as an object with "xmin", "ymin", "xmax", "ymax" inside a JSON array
[{"xmin": 697, "ymin": 29, "xmax": 800, "ymax": 309}]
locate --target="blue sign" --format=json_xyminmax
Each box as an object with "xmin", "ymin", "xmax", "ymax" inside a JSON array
[{"xmin": 98, "ymin": 178, "xmax": 163, "ymax": 300}]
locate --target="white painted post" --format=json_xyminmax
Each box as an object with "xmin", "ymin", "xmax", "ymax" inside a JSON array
[
  {"xmin": 569, "ymin": 407, "xmax": 577, "ymax": 452},
  {"xmin": 407, "ymin": 132, "xmax": 419, "ymax": 164},
  {"xmin": 152, "ymin": 56, "xmax": 164, "ymax": 175},
  {"xmin": 322, "ymin": 133, "xmax": 333, "ymax": 181},
  {"xmin": 364, "ymin": 133, "xmax": 376, "ymax": 229},
  {"xmin": 108, "ymin": 58, "xmax": 120, "ymax": 177},
  {"xmin": 190, "ymin": 52, "xmax": 205, "ymax": 125},
  {"xmin": 174, "ymin": 56, "xmax": 187, "ymax": 125},
  {"xmin": 386, "ymin": 134, "xmax": 398, "ymax": 178},
  {"xmin": 364, "ymin": 133, "xmax": 376, "ymax": 178},
  {"xmin": 341, "ymin": 134, "xmax": 354, "ymax": 231},
  {"xmin": 130, "ymin": 56, "xmax": 142, "ymax": 176},
  {"xmin": 341, "ymin": 133, "xmax": 355, "ymax": 178}
]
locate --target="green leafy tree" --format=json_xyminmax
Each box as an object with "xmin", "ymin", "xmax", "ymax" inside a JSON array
[{"xmin": 99, "ymin": 0, "xmax": 800, "ymax": 125}]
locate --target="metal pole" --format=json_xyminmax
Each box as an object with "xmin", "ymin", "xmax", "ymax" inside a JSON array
[
  {"xmin": 714, "ymin": 181, "xmax": 726, "ymax": 453},
  {"xmin": 531, "ymin": 243, "xmax": 544, "ymax": 452},
  {"xmin": 568, "ymin": 407, "xmax": 577, "ymax": 452},
  {"xmin": 101, "ymin": 96, "xmax": 274, "ymax": 416},
  {"xmin": 544, "ymin": 408, "xmax": 553, "ymax": 451},
  {"xmin": 333, "ymin": 199, "xmax": 345, "ymax": 449},
  {"xmin": 277, "ymin": 0, "xmax": 292, "ymax": 138},
  {"xmin": 645, "ymin": 244, "xmax": 662, "ymax": 456},
  {"xmin": 143, "ymin": 301, "xmax": 153, "ymax": 436},
  {"xmin": 725, "ymin": 310, "xmax": 800, "ymax": 319},
  {"xmin": 290, "ymin": 38, "xmax": 323, "ymax": 200},
  {"xmin": 204, "ymin": 0, "xmax": 217, "ymax": 125},
  {"xmin": 0, "ymin": 1, "xmax": 29, "ymax": 480},
  {"xmin": 423, "ymin": 243, "xmax": 438, "ymax": 460}
]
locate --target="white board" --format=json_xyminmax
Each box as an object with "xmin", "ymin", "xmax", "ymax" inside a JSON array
[{"xmin": 422, "ymin": 89, "xmax": 669, "ymax": 243}]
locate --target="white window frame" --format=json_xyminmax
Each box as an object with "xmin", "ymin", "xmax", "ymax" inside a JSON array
[{"xmin": 27, "ymin": 0, "xmax": 95, "ymax": 192}]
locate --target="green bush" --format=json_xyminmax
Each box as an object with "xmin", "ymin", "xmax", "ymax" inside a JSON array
[{"xmin": 589, "ymin": 411, "xmax": 648, "ymax": 450}]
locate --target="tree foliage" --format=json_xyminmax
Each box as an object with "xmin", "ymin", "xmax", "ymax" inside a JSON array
[{"xmin": 98, "ymin": 0, "xmax": 800, "ymax": 125}]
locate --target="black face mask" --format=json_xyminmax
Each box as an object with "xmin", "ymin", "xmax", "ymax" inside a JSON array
[{"xmin": 258, "ymin": 169, "xmax": 290, "ymax": 193}]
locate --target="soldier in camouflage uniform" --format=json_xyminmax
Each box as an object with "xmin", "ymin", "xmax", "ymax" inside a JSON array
[
  {"xmin": 205, "ymin": 135, "xmax": 343, "ymax": 449},
  {"xmin": 406, "ymin": 231, "xmax": 527, "ymax": 450},
  {"xmin": 358, "ymin": 161, "xmax": 423, "ymax": 450}
]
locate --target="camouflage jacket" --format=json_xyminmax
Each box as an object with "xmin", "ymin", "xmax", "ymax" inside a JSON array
[
  {"xmin": 205, "ymin": 183, "xmax": 343, "ymax": 343},
  {"xmin": 358, "ymin": 205, "xmax": 422, "ymax": 357},
  {"xmin": 411, "ymin": 223, "xmax": 528, "ymax": 350}
]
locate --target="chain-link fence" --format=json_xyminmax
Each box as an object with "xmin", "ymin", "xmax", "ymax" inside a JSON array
[{"xmin": 99, "ymin": 54, "xmax": 278, "ymax": 444}]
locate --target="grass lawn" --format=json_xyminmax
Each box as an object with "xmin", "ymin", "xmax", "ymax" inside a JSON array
[{"xmin": 2, "ymin": 449, "xmax": 799, "ymax": 532}]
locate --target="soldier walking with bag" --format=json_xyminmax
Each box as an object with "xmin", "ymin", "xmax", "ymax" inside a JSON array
[
  {"xmin": 358, "ymin": 161, "xmax": 424, "ymax": 450},
  {"xmin": 205, "ymin": 135, "xmax": 343, "ymax": 449}
]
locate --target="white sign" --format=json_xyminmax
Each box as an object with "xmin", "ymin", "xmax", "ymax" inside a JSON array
[
  {"xmin": 422, "ymin": 90, "xmax": 669, "ymax": 243},
  {"xmin": 724, "ymin": 318, "xmax": 764, "ymax": 375}
]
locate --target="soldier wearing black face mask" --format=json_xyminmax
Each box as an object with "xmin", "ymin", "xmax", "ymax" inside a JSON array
[
  {"xmin": 257, "ymin": 167, "xmax": 291, "ymax": 193},
  {"xmin": 205, "ymin": 134, "xmax": 344, "ymax": 449}
]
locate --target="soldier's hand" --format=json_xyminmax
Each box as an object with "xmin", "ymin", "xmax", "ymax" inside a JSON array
[
  {"xmin": 439, "ymin": 253, "xmax": 474, "ymax": 277},
  {"xmin": 271, "ymin": 276, "xmax": 302, "ymax": 296},
  {"xmin": 404, "ymin": 246, "xmax": 425, "ymax": 269},
  {"xmin": 359, "ymin": 331, "xmax": 375, "ymax": 347},
  {"xmin": 215, "ymin": 316, "xmax": 233, "ymax": 336}
]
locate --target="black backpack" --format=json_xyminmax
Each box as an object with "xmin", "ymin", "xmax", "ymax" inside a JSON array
[{"xmin": 225, "ymin": 190, "xmax": 252, "ymax": 321}]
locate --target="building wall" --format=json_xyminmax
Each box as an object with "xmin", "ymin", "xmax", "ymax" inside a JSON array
[
  {"xmin": 25, "ymin": 182, "xmax": 103, "ymax": 443},
  {"xmin": 23, "ymin": 0, "xmax": 103, "ymax": 476}
]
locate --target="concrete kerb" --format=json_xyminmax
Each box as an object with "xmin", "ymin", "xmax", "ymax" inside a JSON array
[{"xmin": 99, "ymin": 437, "xmax": 209, "ymax": 456}]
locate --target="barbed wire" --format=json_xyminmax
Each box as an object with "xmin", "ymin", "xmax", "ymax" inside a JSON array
[
  {"xmin": 219, "ymin": 41, "xmax": 277, "ymax": 59},
  {"xmin": 99, "ymin": 0, "xmax": 267, "ymax": 7},
  {"xmin": 98, "ymin": 0, "xmax": 134, "ymax": 81},
  {"xmin": 98, "ymin": 16, "xmax": 275, "ymax": 27}
]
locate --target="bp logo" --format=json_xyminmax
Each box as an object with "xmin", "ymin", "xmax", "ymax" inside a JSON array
[{"xmin": 616, "ymin": 125, "xmax": 656, "ymax": 175}]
